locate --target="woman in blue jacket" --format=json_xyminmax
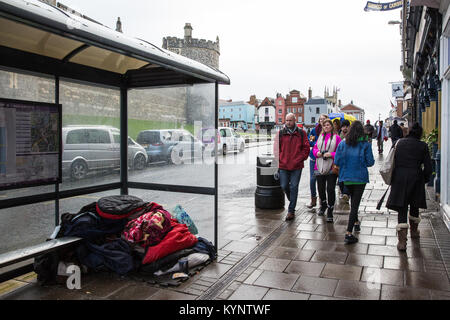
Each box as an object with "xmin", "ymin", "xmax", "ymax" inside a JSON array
[{"xmin": 334, "ymin": 121, "xmax": 375, "ymax": 244}]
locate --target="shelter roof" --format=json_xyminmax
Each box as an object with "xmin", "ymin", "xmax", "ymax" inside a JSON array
[{"xmin": 0, "ymin": 0, "xmax": 230, "ymax": 85}]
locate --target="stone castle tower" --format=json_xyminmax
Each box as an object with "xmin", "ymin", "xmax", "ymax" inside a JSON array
[
  {"xmin": 162, "ymin": 23, "xmax": 220, "ymax": 69},
  {"xmin": 324, "ymin": 86, "xmax": 339, "ymax": 108}
]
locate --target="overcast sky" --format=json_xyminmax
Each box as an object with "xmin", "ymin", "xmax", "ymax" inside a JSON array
[{"xmin": 63, "ymin": 0, "xmax": 404, "ymax": 122}]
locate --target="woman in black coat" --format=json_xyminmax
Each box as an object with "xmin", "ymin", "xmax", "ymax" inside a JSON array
[{"xmin": 386, "ymin": 123, "xmax": 432, "ymax": 251}]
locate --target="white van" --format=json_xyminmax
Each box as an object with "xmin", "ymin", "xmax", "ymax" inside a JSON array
[{"xmin": 62, "ymin": 125, "xmax": 148, "ymax": 180}]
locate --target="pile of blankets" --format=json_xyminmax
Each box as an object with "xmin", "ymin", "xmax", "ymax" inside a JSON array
[{"xmin": 34, "ymin": 195, "xmax": 216, "ymax": 285}]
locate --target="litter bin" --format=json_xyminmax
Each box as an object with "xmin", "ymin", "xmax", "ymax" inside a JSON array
[{"xmin": 255, "ymin": 154, "xmax": 285, "ymax": 209}]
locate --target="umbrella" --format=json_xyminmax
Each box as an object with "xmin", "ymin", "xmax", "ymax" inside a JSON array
[{"xmin": 328, "ymin": 113, "xmax": 356, "ymax": 123}]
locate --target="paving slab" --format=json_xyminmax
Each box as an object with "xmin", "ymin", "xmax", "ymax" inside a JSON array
[
  {"xmin": 262, "ymin": 288, "xmax": 309, "ymax": 300},
  {"xmin": 292, "ymin": 275, "xmax": 338, "ymax": 296},
  {"xmin": 334, "ymin": 280, "xmax": 381, "ymax": 300},
  {"xmin": 252, "ymin": 270, "xmax": 299, "ymax": 290},
  {"xmin": 228, "ymin": 284, "xmax": 269, "ymax": 300}
]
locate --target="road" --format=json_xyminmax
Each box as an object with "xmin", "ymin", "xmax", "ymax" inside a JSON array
[{"xmin": 1, "ymin": 141, "xmax": 303, "ymax": 253}]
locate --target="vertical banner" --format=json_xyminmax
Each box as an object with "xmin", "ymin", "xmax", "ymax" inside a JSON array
[{"xmin": 364, "ymin": 0, "xmax": 403, "ymax": 11}]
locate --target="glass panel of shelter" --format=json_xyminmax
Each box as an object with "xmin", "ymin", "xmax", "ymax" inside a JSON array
[
  {"xmin": 59, "ymin": 79, "xmax": 121, "ymax": 190},
  {"xmin": 0, "ymin": 69, "xmax": 56, "ymax": 200},
  {"xmin": 0, "ymin": 67, "xmax": 218, "ymax": 253},
  {"xmin": 0, "ymin": 201, "xmax": 56, "ymax": 253},
  {"xmin": 129, "ymin": 188, "xmax": 214, "ymax": 244},
  {"xmin": 128, "ymin": 83, "xmax": 215, "ymax": 188}
]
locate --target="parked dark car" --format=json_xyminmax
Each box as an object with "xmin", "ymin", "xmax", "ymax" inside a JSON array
[{"xmin": 136, "ymin": 129, "xmax": 204, "ymax": 164}]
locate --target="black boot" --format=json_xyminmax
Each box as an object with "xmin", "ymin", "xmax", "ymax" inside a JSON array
[
  {"xmin": 318, "ymin": 200, "xmax": 327, "ymax": 216},
  {"xmin": 326, "ymin": 205, "xmax": 334, "ymax": 223},
  {"xmin": 306, "ymin": 196, "xmax": 317, "ymax": 209}
]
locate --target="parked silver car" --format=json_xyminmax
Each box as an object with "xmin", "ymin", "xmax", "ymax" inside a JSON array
[{"xmin": 62, "ymin": 125, "xmax": 148, "ymax": 180}]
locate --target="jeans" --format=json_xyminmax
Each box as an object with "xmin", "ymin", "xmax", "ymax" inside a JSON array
[
  {"xmin": 346, "ymin": 184, "xmax": 366, "ymax": 232},
  {"xmin": 316, "ymin": 174, "xmax": 338, "ymax": 207},
  {"xmin": 309, "ymin": 159, "xmax": 317, "ymax": 198},
  {"xmin": 397, "ymin": 206, "xmax": 419, "ymax": 224},
  {"xmin": 377, "ymin": 138, "xmax": 384, "ymax": 153},
  {"xmin": 279, "ymin": 169, "xmax": 302, "ymax": 213}
]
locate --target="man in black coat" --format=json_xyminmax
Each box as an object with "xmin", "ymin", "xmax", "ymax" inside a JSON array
[
  {"xmin": 386, "ymin": 123, "xmax": 432, "ymax": 251},
  {"xmin": 389, "ymin": 120, "xmax": 403, "ymax": 145},
  {"xmin": 364, "ymin": 120, "xmax": 375, "ymax": 143}
]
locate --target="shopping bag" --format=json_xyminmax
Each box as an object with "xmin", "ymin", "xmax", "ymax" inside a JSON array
[
  {"xmin": 172, "ymin": 205, "xmax": 198, "ymax": 235},
  {"xmin": 379, "ymin": 140, "xmax": 400, "ymax": 185}
]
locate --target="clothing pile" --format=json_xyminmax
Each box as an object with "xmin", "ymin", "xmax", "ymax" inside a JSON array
[{"xmin": 34, "ymin": 195, "xmax": 216, "ymax": 285}]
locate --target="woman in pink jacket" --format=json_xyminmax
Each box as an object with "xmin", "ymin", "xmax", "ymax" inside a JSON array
[{"xmin": 313, "ymin": 119, "xmax": 342, "ymax": 222}]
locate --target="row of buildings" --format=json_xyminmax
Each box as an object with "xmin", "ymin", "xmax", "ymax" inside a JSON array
[
  {"xmin": 393, "ymin": 0, "xmax": 450, "ymax": 230},
  {"xmin": 219, "ymin": 87, "xmax": 365, "ymax": 131},
  {"xmin": 161, "ymin": 23, "xmax": 366, "ymax": 133}
]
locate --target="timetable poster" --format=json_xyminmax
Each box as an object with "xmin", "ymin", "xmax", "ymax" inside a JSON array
[{"xmin": 0, "ymin": 99, "xmax": 61, "ymax": 189}]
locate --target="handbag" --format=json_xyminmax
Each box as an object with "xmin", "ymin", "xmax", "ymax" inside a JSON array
[
  {"xmin": 331, "ymin": 164, "xmax": 339, "ymax": 175},
  {"xmin": 376, "ymin": 186, "xmax": 390, "ymax": 210},
  {"xmin": 379, "ymin": 139, "xmax": 400, "ymax": 185}
]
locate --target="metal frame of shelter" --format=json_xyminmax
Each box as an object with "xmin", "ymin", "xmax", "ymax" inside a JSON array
[{"xmin": 0, "ymin": 0, "xmax": 229, "ymax": 253}]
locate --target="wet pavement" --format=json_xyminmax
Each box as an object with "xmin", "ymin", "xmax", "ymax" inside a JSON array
[{"xmin": 1, "ymin": 140, "xmax": 450, "ymax": 300}]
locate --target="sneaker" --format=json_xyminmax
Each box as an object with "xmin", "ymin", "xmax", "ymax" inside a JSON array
[
  {"xmin": 326, "ymin": 215, "xmax": 334, "ymax": 223},
  {"xmin": 354, "ymin": 222, "xmax": 361, "ymax": 232},
  {"xmin": 344, "ymin": 234, "xmax": 358, "ymax": 244},
  {"xmin": 285, "ymin": 212, "xmax": 295, "ymax": 221}
]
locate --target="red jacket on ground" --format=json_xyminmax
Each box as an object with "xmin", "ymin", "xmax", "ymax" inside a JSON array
[{"xmin": 274, "ymin": 126, "xmax": 310, "ymax": 171}]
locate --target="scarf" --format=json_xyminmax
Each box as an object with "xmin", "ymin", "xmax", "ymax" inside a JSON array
[{"xmin": 315, "ymin": 133, "xmax": 337, "ymax": 175}]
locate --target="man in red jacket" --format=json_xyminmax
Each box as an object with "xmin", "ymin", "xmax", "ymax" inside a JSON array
[{"xmin": 274, "ymin": 113, "xmax": 310, "ymax": 221}]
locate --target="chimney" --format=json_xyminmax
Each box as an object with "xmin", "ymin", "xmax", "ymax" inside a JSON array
[
  {"xmin": 116, "ymin": 17, "xmax": 122, "ymax": 33},
  {"xmin": 308, "ymin": 87, "xmax": 312, "ymax": 100},
  {"xmin": 338, "ymin": 100, "xmax": 342, "ymax": 107},
  {"xmin": 184, "ymin": 23, "xmax": 193, "ymax": 41}
]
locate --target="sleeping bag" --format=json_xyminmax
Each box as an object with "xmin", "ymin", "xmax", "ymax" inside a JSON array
[{"xmin": 142, "ymin": 218, "xmax": 198, "ymax": 265}]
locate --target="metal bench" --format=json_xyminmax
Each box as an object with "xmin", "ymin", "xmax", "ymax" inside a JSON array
[{"xmin": 0, "ymin": 237, "xmax": 82, "ymax": 283}]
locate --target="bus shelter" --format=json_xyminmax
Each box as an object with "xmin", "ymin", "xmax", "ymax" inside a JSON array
[{"xmin": 0, "ymin": 0, "xmax": 229, "ymax": 279}]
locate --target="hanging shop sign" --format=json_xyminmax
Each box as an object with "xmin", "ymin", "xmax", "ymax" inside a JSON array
[
  {"xmin": 364, "ymin": 0, "xmax": 403, "ymax": 11},
  {"xmin": 391, "ymin": 82, "xmax": 404, "ymax": 98}
]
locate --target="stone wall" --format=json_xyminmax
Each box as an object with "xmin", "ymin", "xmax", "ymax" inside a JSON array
[
  {"xmin": 179, "ymin": 47, "xmax": 220, "ymax": 70},
  {"xmin": 162, "ymin": 36, "xmax": 220, "ymax": 69},
  {"xmin": 0, "ymin": 71, "xmax": 55, "ymax": 103},
  {"xmin": 0, "ymin": 71, "xmax": 190, "ymax": 124}
]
